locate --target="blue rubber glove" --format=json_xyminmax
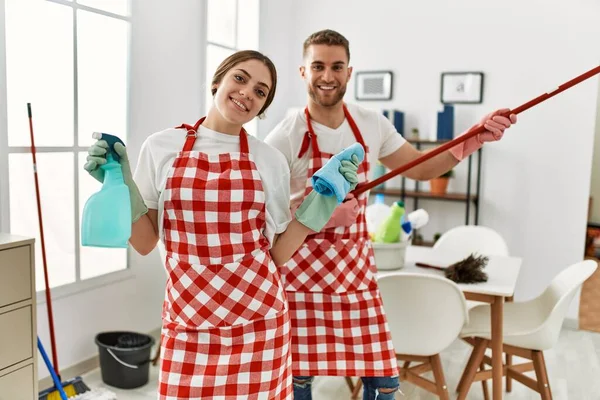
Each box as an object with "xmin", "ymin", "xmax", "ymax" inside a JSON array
[{"xmin": 311, "ymin": 143, "xmax": 365, "ymax": 203}]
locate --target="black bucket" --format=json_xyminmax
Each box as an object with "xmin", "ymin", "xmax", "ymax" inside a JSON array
[{"xmin": 95, "ymin": 331, "xmax": 155, "ymax": 389}]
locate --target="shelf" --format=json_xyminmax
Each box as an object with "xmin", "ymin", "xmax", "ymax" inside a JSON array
[{"xmin": 370, "ymin": 188, "xmax": 477, "ymax": 203}]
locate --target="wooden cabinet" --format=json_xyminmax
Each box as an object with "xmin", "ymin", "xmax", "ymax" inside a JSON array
[{"xmin": 0, "ymin": 234, "xmax": 37, "ymax": 399}]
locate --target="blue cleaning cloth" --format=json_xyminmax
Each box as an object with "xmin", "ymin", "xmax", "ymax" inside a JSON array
[{"xmin": 311, "ymin": 142, "xmax": 365, "ymax": 203}]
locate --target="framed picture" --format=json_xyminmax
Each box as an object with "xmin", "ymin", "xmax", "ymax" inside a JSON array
[
  {"xmin": 440, "ymin": 72, "xmax": 484, "ymax": 104},
  {"xmin": 355, "ymin": 71, "xmax": 393, "ymax": 101}
]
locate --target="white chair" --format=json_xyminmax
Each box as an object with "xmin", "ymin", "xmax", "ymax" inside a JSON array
[
  {"xmin": 433, "ymin": 225, "xmax": 510, "ymax": 259},
  {"xmin": 456, "ymin": 260, "xmax": 598, "ymax": 400},
  {"xmin": 351, "ymin": 273, "xmax": 469, "ymax": 399}
]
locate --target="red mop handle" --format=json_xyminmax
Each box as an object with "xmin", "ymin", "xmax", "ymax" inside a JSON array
[
  {"xmin": 27, "ymin": 103, "xmax": 60, "ymax": 376},
  {"xmin": 353, "ymin": 65, "xmax": 600, "ymax": 196}
]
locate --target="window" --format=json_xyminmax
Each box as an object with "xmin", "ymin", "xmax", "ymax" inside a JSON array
[
  {"xmin": 2, "ymin": 0, "xmax": 130, "ymax": 291},
  {"xmin": 205, "ymin": 0, "xmax": 260, "ymax": 136}
]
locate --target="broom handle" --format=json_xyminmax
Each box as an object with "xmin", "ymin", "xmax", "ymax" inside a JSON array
[
  {"xmin": 27, "ymin": 103, "xmax": 60, "ymax": 376},
  {"xmin": 415, "ymin": 262, "xmax": 445, "ymax": 271},
  {"xmin": 353, "ymin": 65, "xmax": 600, "ymax": 196}
]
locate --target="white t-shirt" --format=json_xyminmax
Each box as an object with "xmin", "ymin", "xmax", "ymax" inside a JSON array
[
  {"xmin": 133, "ymin": 125, "xmax": 292, "ymax": 246},
  {"xmin": 264, "ymin": 103, "xmax": 407, "ymax": 203}
]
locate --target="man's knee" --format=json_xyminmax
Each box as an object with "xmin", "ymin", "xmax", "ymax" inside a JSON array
[
  {"xmin": 293, "ymin": 376, "xmax": 314, "ymax": 389},
  {"xmin": 362, "ymin": 376, "xmax": 400, "ymax": 398}
]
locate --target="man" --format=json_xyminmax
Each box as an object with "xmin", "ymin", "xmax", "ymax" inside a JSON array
[{"xmin": 265, "ymin": 29, "xmax": 516, "ymax": 399}]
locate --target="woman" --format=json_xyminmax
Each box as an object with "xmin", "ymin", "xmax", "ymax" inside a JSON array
[{"xmin": 83, "ymin": 50, "xmax": 360, "ymax": 399}]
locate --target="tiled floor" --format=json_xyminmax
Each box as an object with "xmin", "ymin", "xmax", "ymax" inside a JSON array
[{"xmin": 82, "ymin": 327, "xmax": 600, "ymax": 399}]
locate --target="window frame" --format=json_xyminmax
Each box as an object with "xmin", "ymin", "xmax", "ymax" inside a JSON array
[
  {"xmin": 0, "ymin": 0, "xmax": 134, "ymax": 299},
  {"xmin": 205, "ymin": 0, "xmax": 260, "ymax": 135}
]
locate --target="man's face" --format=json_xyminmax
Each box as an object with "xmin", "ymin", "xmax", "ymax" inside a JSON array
[{"xmin": 300, "ymin": 44, "xmax": 352, "ymax": 108}]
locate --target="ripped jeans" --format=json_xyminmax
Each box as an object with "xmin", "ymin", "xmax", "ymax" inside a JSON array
[{"xmin": 293, "ymin": 375, "xmax": 400, "ymax": 400}]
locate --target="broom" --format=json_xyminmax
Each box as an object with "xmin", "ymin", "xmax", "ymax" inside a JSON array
[
  {"xmin": 26, "ymin": 103, "xmax": 91, "ymax": 399},
  {"xmin": 38, "ymin": 337, "xmax": 117, "ymax": 400},
  {"xmin": 351, "ymin": 64, "xmax": 600, "ymax": 197},
  {"xmin": 351, "ymin": 65, "xmax": 600, "ymax": 277}
]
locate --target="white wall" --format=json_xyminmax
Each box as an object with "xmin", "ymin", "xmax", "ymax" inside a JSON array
[
  {"xmin": 34, "ymin": 0, "xmax": 208, "ymax": 380},
  {"xmin": 590, "ymin": 79, "xmax": 600, "ymax": 223},
  {"xmin": 258, "ymin": 0, "xmax": 600, "ymax": 319}
]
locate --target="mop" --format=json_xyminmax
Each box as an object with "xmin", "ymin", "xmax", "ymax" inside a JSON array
[
  {"xmin": 351, "ymin": 65, "xmax": 600, "ymax": 283},
  {"xmin": 26, "ymin": 104, "xmax": 115, "ymax": 399}
]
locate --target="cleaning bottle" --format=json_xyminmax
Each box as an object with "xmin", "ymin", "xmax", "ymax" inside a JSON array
[
  {"xmin": 81, "ymin": 132, "xmax": 131, "ymax": 248},
  {"xmin": 366, "ymin": 193, "xmax": 391, "ymax": 237},
  {"xmin": 374, "ymin": 201, "xmax": 405, "ymax": 243}
]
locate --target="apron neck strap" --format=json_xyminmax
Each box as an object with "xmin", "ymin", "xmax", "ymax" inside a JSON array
[
  {"xmin": 176, "ymin": 117, "xmax": 250, "ymax": 153},
  {"xmin": 298, "ymin": 104, "xmax": 367, "ymax": 158}
]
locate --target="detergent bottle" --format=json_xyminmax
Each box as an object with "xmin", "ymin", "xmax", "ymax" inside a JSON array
[
  {"xmin": 81, "ymin": 132, "xmax": 131, "ymax": 248},
  {"xmin": 374, "ymin": 201, "xmax": 405, "ymax": 243}
]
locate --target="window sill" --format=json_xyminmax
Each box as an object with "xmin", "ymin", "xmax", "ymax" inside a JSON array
[{"xmin": 36, "ymin": 268, "xmax": 135, "ymax": 305}]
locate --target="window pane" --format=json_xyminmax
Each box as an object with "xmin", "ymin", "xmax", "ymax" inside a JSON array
[
  {"xmin": 5, "ymin": 0, "xmax": 74, "ymax": 147},
  {"xmin": 77, "ymin": 10, "xmax": 128, "ymax": 147},
  {"xmin": 205, "ymin": 45, "xmax": 234, "ymax": 115},
  {"xmin": 207, "ymin": 0, "xmax": 237, "ymax": 48},
  {"xmin": 9, "ymin": 153, "xmax": 76, "ymax": 290},
  {"xmin": 78, "ymin": 153, "xmax": 127, "ymax": 279},
  {"xmin": 77, "ymin": 0, "xmax": 129, "ymax": 16},
  {"xmin": 237, "ymin": 0, "xmax": 259, "ymax": 50}
]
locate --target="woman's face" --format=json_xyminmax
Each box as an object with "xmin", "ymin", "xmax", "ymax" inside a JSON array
[{"xmin": 212, "ymin": 59, "xmax": 273, "ymax": 125}]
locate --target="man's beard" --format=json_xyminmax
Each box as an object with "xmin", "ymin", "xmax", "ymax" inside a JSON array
[{"xmin": 308, "ymin": 83, "xmax": 346, "ymax": 107}]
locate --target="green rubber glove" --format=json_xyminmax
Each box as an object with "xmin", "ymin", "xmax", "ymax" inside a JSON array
[
  {"xmin": 83, "ymin": 140, "xmax": 148, "ymax": 222},
  {"xmin": 295, "ymin": 190, "xmax": 339, "ymax": 232},
  {"xmin": 339, "ymin": 154, "xmax": 360, "ymax": 189},
  {"xmin": 295, "ymin": 154, "xmax": 361, "ymax": 232}
]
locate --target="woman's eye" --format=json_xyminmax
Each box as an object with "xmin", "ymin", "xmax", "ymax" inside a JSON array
[
  {"xmin": 234, "ymin": 75, "xmax": 244, "ymax": 82},
  {"xmin": 256, "ymin": 89, "xmax": 266, "ymax": 97}
]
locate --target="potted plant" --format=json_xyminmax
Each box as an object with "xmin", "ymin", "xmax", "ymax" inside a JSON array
[{"xmin": 429, "ymin": 169, "xmax": 454, "ymax": 195}]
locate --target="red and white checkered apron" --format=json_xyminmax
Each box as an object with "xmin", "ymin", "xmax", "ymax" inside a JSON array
[
  {"xmin": 158, "ymin": 118, "xmax": 292, "ymax": 399},
  {"xmin": 280, "ymin": 105, "xmax": 398, "ymax": 377}
]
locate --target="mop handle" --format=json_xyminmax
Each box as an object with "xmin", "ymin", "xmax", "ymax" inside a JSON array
[
  {"xmin": 352, "ymin": 65, "xmax": 600, "ymax": 196},
  {"xmin": 27, "ymin": 103, "xmax": 60, "ymax": 376}
]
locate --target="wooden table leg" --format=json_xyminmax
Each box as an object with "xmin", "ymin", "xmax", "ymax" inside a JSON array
[{"xmin": 491, "ymin": 296, "xmax": 504, "ymax": 399}]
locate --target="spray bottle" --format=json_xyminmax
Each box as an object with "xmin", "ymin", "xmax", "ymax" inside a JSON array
[
  {"xmin": 81, "ymin": 132, "xmax": 131, "ymax": 248},
  {"xmin": 374, "ymin": 201, "xmax": 405, "ymax": 243}
]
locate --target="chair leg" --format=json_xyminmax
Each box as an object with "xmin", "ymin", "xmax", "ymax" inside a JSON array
[
  {"xmin": 506, "ymin": 353, "xmax": 512, "ymax": 392},
  {"xmin": 456, "ymin": 338, "xmax": 481, "ymax": 394},
  {"xmin": 480, "ymin": 362, "xmax": 490, "ymax": 400},
  {"xmin": 457, "ymin": 338, "xmax": 488, "ymax": 400},
  {"xmin": 351, "ymin": 378, "xmax": 363, "ymax": 399},
  {"xmin": 430, "ymin": 354, "xmax": 450, "ymax": 400},
  {"xmin": 532, "ymin": 351, "xmax": 553, "ymax": 400},
  {"xmin": 345, "ymin": 377, "xmax": 355, "ymax": 393}
]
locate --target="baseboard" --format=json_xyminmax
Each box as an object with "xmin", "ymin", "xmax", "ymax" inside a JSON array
[{"xmin": 38, "ymin": 326, "xmax": 162, "ymax": 389}]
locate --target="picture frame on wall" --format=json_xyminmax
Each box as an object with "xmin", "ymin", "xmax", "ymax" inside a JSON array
[
  {"xmin": 440, "ymin": 72, "xmax": 484, "ymax": 104},
  {"xmin": 355, "ymin": 71, "xmax": 393, "ymax": 101}
]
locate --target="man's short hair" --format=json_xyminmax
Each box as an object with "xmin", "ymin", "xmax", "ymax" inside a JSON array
[{"xmin": 303, "ymin": 29, "xmax": 350, "ymax": 62}]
